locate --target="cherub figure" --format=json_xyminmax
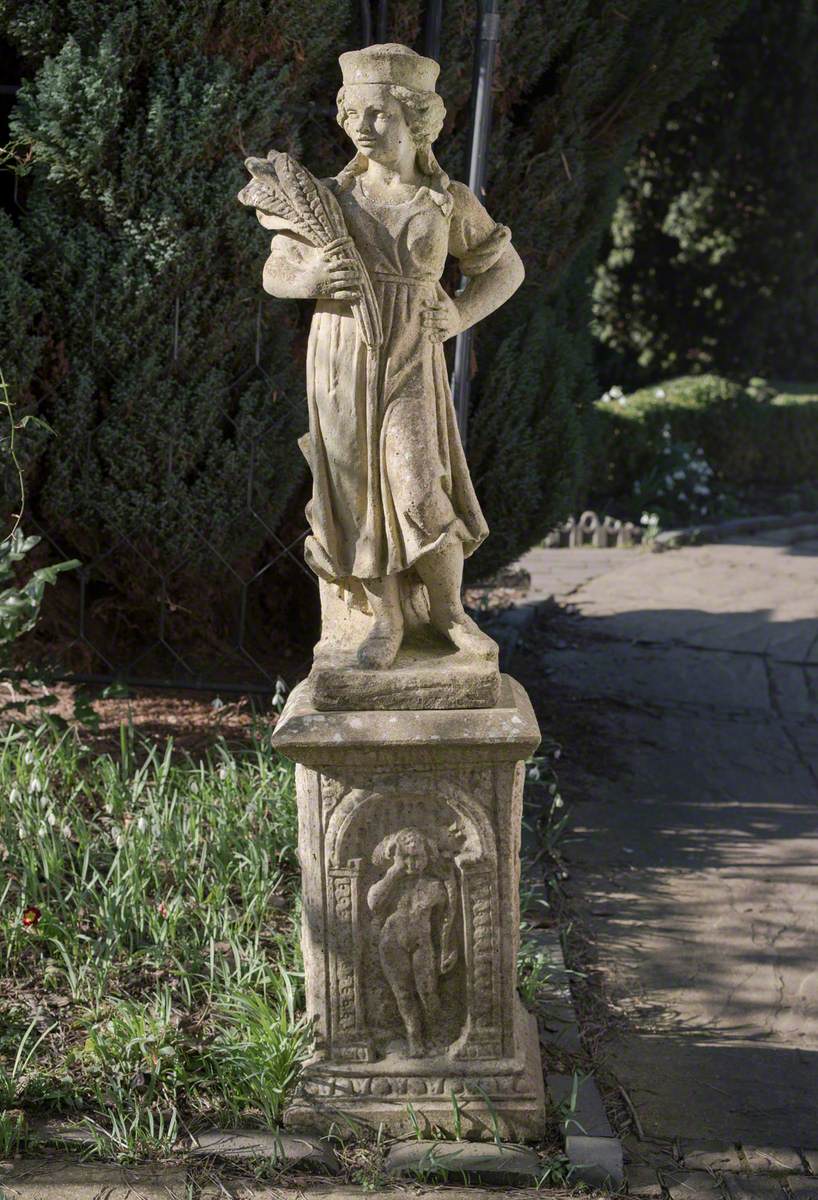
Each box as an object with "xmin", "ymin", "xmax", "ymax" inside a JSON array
[
  {"xmin": 367, "ymin": 826, "xmax": 459, "ymax": 1057},
  {"xmin": 243, "ymin": 42, "xmax": 524, "ymax": 672}
]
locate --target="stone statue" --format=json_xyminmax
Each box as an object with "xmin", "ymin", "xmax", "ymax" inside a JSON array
[
  {"xmin": 256, "ymin": 43, "xmax": 547, "ymax": 1139},
  {"xmin": 239, "ymin": 43, "xmax": 524, "ymax": 700},
  {"xmin": 367, "ymin": 827, "xmax": 459, "ymax": 1057}
]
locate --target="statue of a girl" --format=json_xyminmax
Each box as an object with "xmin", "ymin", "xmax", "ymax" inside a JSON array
[{"xmin": 243, "ymin": 43, "xmax": 524, "ymax": 686}]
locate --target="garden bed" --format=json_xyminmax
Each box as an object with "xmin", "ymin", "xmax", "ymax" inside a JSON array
[{"xmin": 0, "ymin": 693, "xmax": 578, "ymax": 1187}]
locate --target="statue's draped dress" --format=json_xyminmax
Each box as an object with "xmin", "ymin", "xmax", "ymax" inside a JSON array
[{"xmin": 297, "ymin": 176, "xmax": 511, "ymax": 593}]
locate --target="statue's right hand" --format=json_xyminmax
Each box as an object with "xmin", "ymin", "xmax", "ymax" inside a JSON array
[{"xmin": 312, "ymin": 249, "xmax": 363, "ymax": 302}]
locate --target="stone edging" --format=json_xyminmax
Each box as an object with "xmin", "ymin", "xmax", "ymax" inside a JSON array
[{"xmin": 652, "ymin": 510, "xmax": 818, "ymax": 551}]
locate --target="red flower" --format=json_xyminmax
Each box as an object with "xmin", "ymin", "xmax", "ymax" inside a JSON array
[
  {"xmin": 22, "ymin": 906, "xmax": 41, "ymax": 927},
  {"xmin": 157, "ymin": 902, "xmax": 169, "ymax": 919}
]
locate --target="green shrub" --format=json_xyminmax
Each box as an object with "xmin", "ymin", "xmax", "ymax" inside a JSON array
[
  {"xmin": 594, "ymin": 0, "xmax": 818, "ymax": 387},
  {"xmin": 1, "ymin": 0, "xmax": 743, "ymax": 661},
  {"xmin": 594, "ymin": 375, "xmax": 818, "ymax": 502}
]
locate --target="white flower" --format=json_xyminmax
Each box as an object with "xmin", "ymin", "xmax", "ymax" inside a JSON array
[
  {"xmin": 673, "ymin": 469, "xmax": 685, "ymax": 480},
  {"xmin": 618, "ymin": 396, "xmax": 627, "ymax": 406},
  {"xmin": 654, "ymin": 388, "xmax": 666, "ymax": 398},
  {"xmin": 61, "ymin": 824, "xmax": 72, "ymax": 839},
  {"xmin": 9, "ymin": 786, "xmax": 21, "ymax": 805},
  {"xmin": 46, "ymin": 811, "xmax": 57, "ymax": 827},
  {"xmin": 136, "ymin": 816, "xmax": 148, "ymax": 835},
  {"xmin": 24, "ymin": 751, "xmax": 35, "ymax": 766},
  {"xmin": 37, "ymin": 823, "xmax": 48, "ymax": 839},
  {"xmin": 553, "ymin": 796, "xmax": 564, "ymax": 809},
  {"xmin": 28, "ymin": 776, "xmax": 42, "ymax": 794},
  {"xmin": 553, "ymin": 748, "xmax": 562, "ymax": 760},
  {"xmin": 211, "ymin": 697, "xmax": 225, "ymax": 711},
  {"xmin": 217, "ymin": 765, "xmax": 228, "ymax": 781},
  {"xmin": 114, "ymin": 832, "xmax": 125, "ymax": 849},
  {"xmin": 17, "ymin": 825, "xmax": 25, "ymax": 840}
]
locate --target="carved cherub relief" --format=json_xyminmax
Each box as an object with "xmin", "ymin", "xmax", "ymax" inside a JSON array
[{"xmin": 367, "ymin": 827, "xmax": 459, "ymax": 1057}]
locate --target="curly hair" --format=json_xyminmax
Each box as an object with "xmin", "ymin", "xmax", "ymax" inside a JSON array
[{"xmin": 335, "ymin": 84, "xmax": 449, "ymax": 192}]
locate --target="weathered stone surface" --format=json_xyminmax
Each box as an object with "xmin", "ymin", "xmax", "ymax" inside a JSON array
[
  {"xmin": 240, "ymin": 43, "xmax": 524, "ymax": 692},
  {"xmin": 626, "ymin": 1165, "xmax": 664, "ymax": 1196},
  {"xmin": 737, "ymin": 1146, "xmax": 804, "ymax": 1173},
  {"xmin": 662, "ymin": 1169, "xmax": 724, "ymax": 1200},
  {"xmin": 311, "ymin": 633, "xmax": 500, "ymax": 712},
  {"xmin": 787, "ymin": 1177, "xmax": 818, "ymax": 1199},
  {"xmin": 622, "ymin": 1136, "xmax": 678, "ymax": 1168},
  {"xmin": 722, "ymin": 1173, "xmax": 785, "ymax": 1199},
  {"xmin": 565, "ymin": 1134, "xmax": 625, "ymax": 1189},
  {"xmin": 0, "ymin": 1158, "xmax": 186, "ymax": 1199},
  {"xmin": 802, "ymin": 1151, "xmax": 818, "ymax": 1173},
  {"xmin": 679, "ymin": 1143, "xmax": 744, "ymax": 1172},
  {"xmin": 385, "ymin": 1139, "xmax": 543, "ymax": 1184},
  {"xmin": 547, "ymin": 1072, "xmax": 614, "ymax": 1138},
  {"xmin": 190, "ymin": 1128, "xmax": 338, "ymax": 1171},
  {"xmin": 274, "ymin": 674, "xmax": 544, "ymax": 1139}
]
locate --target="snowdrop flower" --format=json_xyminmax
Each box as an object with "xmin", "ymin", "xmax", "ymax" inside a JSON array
[
  {"xmin": 18, "ymin": 824, "xmax": 26, "ymax": 840},
  {"xmin": 553, "ymin": 796, "xmax": 564, "ymax": 809},
  {"xmin": 136, "ymin": 816, "xmax": 148, "ymax": 835},
  {"xmin": 28, "ymin": 776, "xmax": 42, "ymax": 794},
  {"xmin": 24, "ymin": 751, "xmax": 35, "ymax": 765},
  {"xmin": 114, "ymin": 831, "xmax": 125, "ymax": 849},
  {"xmin": 9, "ymin": 786, "xmax": 21, "ymax": 805},
  {"xmin": 61, "ymin": 824, "xmax": 73, "ymax": 839},
  {"xmin": 37, "ymin": 823, "xmax": 48, "ymax": 839},
  {"xmin": 217, "ymin": 765, "xmax": 228, "ymax": 781},
  {"xmin": 46, "ymin": 811, "xmax": 57, "ymax": 828},
  {"xmin": 654, "ymin": 388, "xmax": 666, "ymax": 398}
]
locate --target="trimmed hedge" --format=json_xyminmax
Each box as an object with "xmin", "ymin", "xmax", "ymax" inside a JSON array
[{"xmin": 595, "ymin": 375, "xmax": 818, "ymax": 497}]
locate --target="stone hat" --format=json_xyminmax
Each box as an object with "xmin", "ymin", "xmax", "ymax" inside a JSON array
[{"xmin": 339, "ymin": 43, "xmax": 439, "ymax": 93}]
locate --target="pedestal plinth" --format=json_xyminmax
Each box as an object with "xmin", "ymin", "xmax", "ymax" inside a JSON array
[{"xmin": 271, "ymin": 674, "xmax": 546, "ymax": 1139}]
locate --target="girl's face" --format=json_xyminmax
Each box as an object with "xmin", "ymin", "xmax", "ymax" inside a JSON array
[{"xmin": 342, "ymin": 84, "xmax": 414, "ymax": 166}]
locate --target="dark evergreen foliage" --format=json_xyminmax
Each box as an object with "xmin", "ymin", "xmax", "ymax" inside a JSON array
[
  {"xmin": 594, "ymin": 0, "xmax": 818, "ymax": 388},
  {"xmin": 0, "ymin": 0, "xmax": 741, "ymax": 665}
]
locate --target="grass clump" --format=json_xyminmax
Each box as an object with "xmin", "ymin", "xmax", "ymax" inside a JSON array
[{"xmin": 0, "ymin": 720, "xmax": 310, "ymax": 1157}]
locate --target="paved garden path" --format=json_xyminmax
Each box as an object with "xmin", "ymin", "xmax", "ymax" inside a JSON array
[{"xmin": 519, "ymin": 531, "xmax": 818, "ymax": 1148}]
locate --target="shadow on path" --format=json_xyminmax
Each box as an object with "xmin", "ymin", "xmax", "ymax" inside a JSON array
[{"xmin": 514, "ymin": 555, "xmax": 818, "ymax": 1145}]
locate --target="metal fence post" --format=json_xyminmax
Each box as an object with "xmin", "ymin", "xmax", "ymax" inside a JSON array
[{"xmin": 451, "ymin": 0, "xmax": 500, "ymax": 445}]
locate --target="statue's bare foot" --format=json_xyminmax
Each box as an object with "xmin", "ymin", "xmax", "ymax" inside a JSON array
[
  {"xmin": 431, "ymin": 607, "xmax": 495, "ymax": 659},
  {"xmin": 356, "ymin": 616, "xmax": 403, "ymax": 669}
]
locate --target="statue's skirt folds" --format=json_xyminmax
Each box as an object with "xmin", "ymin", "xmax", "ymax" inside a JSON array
[
  {"xmin": 299, "ymin": 178, "xmax": 500, "ymax": 594},
  {"xmin": 302, "ymin": 274, "xmax": 487, "ymax": 590}
]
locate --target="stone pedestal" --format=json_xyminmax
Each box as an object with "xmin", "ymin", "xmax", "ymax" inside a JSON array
[{"xmin": 271, "ymin": 674, "xmax": 546, "ymax": 1139}]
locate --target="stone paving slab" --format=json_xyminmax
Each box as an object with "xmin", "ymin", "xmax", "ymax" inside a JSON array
[
  {"xmin": 787, "ymin": 1178, "xmax": 818, "ymax": 1199},
  {"xmin": 517, "ymin": 531, "xmax": 818, "ymax": 1152},
  {"xmin": 626, "ymin": 1164, "xmax": 664, "ymax": 1195},
  {"xmin": 549, "ymin": 536, "xmax": 818, "ymax": 663},
  {"xmin": 679, "ymin": 1144, "xmax": 744, "ymax": 1173},
  {"xmin": 539, "ymin": 641, "xmax": 772, "ymax": 714},
  {"xmin": 737, "ymin": 1147, "xmax": 804, "ymax": 1173},
  {"xmin": 661, "ymin": 1169, "xmax": 724, "ymax": 1199},
  {"xmin": 722, "ymin": 1173, "xmax": 785, "ymax": 1199},
  {"xmin": 0, "ymin": 1158, "xmax": 187, "ymax": 1198}
]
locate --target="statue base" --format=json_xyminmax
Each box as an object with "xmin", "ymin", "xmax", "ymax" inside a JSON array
[
  {"xmin": 271, "ymin": 674, "xmax": 546, "ymax": 1140},
  {"xmin": 310, "ymin": 630, "xmax": 501, "ymax": 712}
]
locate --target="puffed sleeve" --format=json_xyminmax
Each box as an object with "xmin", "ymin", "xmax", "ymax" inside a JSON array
[{"xmin": 447, "ymin": 180, "xmax": 512, "ymax": 277}]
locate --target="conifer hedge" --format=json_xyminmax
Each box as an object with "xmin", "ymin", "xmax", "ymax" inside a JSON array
[{"xmin": 0, "ymin": 1, "xmax": 741, "ymax": 670}]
